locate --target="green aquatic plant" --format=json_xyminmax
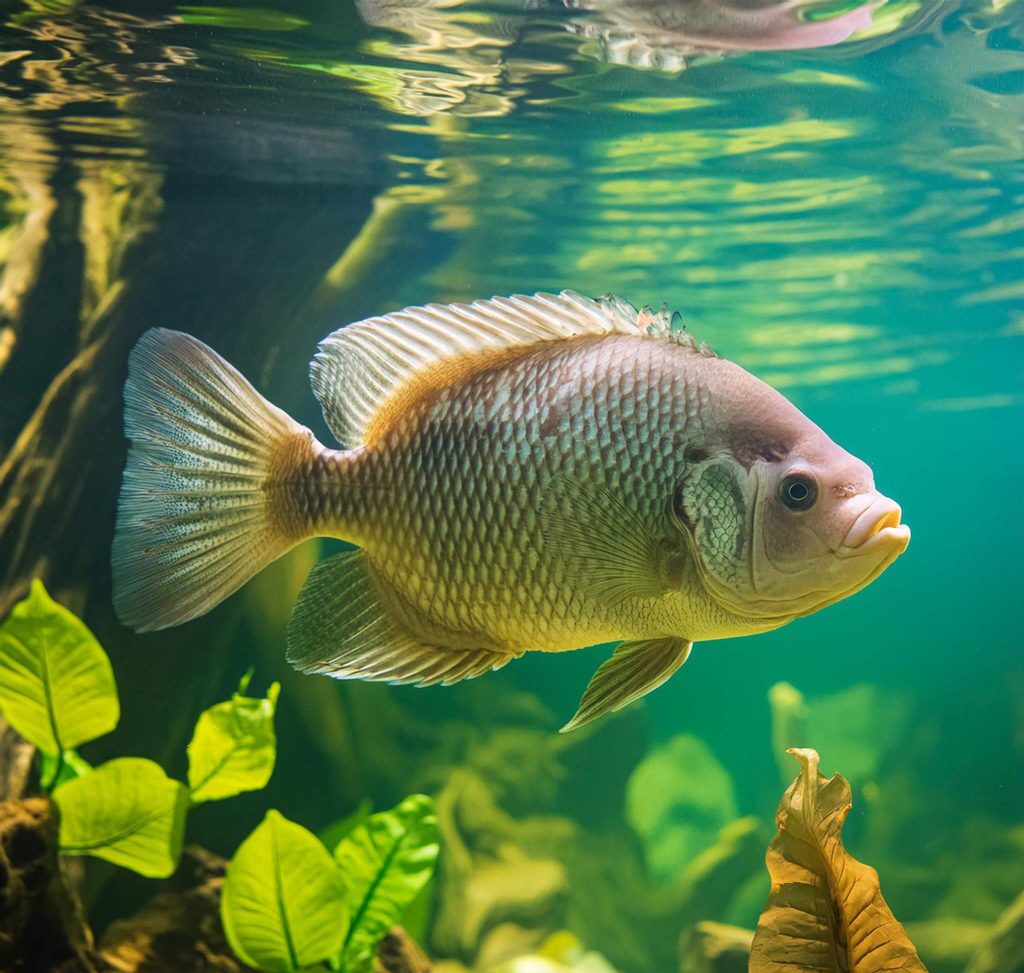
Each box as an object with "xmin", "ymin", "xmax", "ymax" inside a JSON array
[
  {"xmin": 625, "ymin": 733, "xmax": 738, "ymax": 884},
  {"xmin": 0, "ymin": 580, "xmax": 279, "ymax": 877},
  {"xmin": 0, "ymin": 581, "xmax": 441, "ymax": 969},
  {"xmin": 55, "ymin": 757, "xmax": 189, "ymax": 878},
  {"xmin": 0, "ymin": 579, "xmax": 118, "ymax": 785},
  {"xmin": 188, "ymin": 668, "xmax": 280, "ymax": 804},
  {"xmin": 334, "ymin": 794, "xmax": 440, "ymax": 971},
  {"xmin": 221, "ymin": 794, "xmax": 439, "ymax": 973},
  {"xmin": 768, "ymin": 680, "xmax": 909, "ymax": 788},
  {"xmin": 221, "ymin": 810, "xmax": 351, "ymax": 972}
]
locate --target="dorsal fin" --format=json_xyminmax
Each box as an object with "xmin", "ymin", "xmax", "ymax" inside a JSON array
[{"xmin": 309, "ymin": 290, "xmax": 691, "ymax": 448}]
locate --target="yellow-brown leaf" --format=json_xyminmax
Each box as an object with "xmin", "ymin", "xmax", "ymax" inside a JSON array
[{"xmin": 750, "ymin": 747, "xmax": 927, "ymax": 973}]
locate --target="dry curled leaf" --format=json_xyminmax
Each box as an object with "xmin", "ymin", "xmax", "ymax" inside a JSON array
[{"xmin": 750, "ymin": 747, "xmax": 927, "ymax": 973}]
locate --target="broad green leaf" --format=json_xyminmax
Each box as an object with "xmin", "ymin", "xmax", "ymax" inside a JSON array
[
  {"xmin": 804, "ymin": 684, "xmax": 908, "ymax": 786},
  {"xmin": 334, "ymin": 794, "xmax": 440, "ymax": 973},
  {"xmin": 39, "ymin": 749, "xmax": 92, "ymax": 789},
  {"xmin": 54, "ymin": 757, "xmax": 189, "ymax": 878},
  {"xmin": 768, "ymin": 681, "xmax": 909, "ymax": 788},
  {"xmin": 222, "ymin": 810, "xmax": 349, "ymax": 973},
  {"xmin": 625, "ymin": 734, "xmax": 737, "ymax": 883},
  {"xmin": 188, "ymin": 679, "xmax": 280, "ymax": 803},
  {"xmin": 0, "ymin": 580, "xmax": 119, "ymax": 755},
  {"xmin": 749, "ymin": 748, "xmax": 926, "ymax": 973}
]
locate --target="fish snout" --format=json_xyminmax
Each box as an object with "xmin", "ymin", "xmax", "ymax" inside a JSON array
[{"xmin": 838, "ymin": 494, "xmax": 910, "ymax": 557}]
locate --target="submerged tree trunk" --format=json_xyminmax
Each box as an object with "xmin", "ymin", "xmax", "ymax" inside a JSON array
[{"xmin": 0, "ymin": 797, "xmax": 99, "ymax": 973}]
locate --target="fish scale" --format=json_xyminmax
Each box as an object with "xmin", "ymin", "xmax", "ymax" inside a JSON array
[{"xmin": 330, "ymin": 335, "xmax": 694, "ymax": 652}]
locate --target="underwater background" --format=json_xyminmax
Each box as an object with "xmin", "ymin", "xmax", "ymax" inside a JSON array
[{"xmin": 1, "ymin": 0, "xmax": 1022, "ymax": 969}]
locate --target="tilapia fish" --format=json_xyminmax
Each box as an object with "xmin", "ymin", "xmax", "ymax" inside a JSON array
[{"xmin": 113, "ymin": 291, "xmax": 909, "ymax": 730}]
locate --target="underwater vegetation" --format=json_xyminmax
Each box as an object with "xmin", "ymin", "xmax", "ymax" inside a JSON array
[
  {"xmin": 1, "ymin": 583, "xmax": 1021, "ymax": 972},
  {"xmin": 221, "ymin": 795, "xmax": 438, "ymax": 973},
  {"xmin": 0, "ymin": 581, "xmax": 440, "ymax": 972}
]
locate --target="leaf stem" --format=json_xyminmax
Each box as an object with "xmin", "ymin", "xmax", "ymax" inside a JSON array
[{"xmin": 43, "ymin": 748, "xmax": 65, "ymax": 793}]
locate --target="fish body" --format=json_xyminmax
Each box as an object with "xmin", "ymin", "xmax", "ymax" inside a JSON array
[
  {"xmin": 312, "ymin": 335, "xmax": 779, "ymax": 649},
  {"xmin": 113, "ymin": 292, "xmax": 909, "ymax": 729}
]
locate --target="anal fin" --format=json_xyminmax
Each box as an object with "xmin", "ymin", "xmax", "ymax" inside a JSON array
[
  {"xmin": 561, "ymin": 637, "xmax": 692, "ymax": 733},
  {"xmin": 287, "ymin": 550, "xmax": 514, "ymax": 686}
]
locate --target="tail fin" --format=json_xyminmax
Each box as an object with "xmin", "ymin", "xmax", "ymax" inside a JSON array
[{"xmin": 112, "ymin": 329, "xmax": 315, "ymax": 632}]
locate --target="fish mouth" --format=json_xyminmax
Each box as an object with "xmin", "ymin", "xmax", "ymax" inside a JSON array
[{"xmin": 838, "ymin": 497, "xmax": 911, "ymax": 558}]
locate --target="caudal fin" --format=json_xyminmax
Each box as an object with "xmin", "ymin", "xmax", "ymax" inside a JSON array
[{"xmin": 112, "ymin": 329, "xmax": 314, "ymax": 632}]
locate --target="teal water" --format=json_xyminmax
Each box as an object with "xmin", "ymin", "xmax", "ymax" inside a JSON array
[{"xmin": 1, "ymin": 0, "xmax": 1022, "ymax": 969}]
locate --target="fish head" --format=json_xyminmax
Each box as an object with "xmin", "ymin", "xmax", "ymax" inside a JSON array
[{"xmin": 671, "ymin": 360, "xmax": 909, "ymax": 627}]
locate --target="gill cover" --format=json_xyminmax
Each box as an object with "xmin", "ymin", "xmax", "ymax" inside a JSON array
[{"xmin": 674, "ymin": 458, "xmax": 752, "ymax": 589}]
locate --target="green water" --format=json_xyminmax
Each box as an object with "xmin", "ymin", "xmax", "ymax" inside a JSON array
[{"xmin": 1, "ymin": 0, "xmax": 1022, "ymax": 969}]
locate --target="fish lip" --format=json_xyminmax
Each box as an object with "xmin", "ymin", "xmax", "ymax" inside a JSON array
[{"xmin": 838, "ymin": 496, "xmax": 910, "ymax": 557}]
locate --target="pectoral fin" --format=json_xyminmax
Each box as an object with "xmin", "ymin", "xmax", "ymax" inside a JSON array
[
  {"xmin": 561, "ymin": 637, "xmax": 692, "ymax": 733},
  {"xmin": 288, "ymin": 550, "xmax": 515, "ymax": 686},
  {"xmin": 541, "ymin": 474, "xmax": 675, "ymax": 604}
]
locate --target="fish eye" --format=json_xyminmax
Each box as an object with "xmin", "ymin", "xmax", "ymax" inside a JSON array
[{"xmin": 779, "ymin": 473, "xmax": 818, "ymax": 512}]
